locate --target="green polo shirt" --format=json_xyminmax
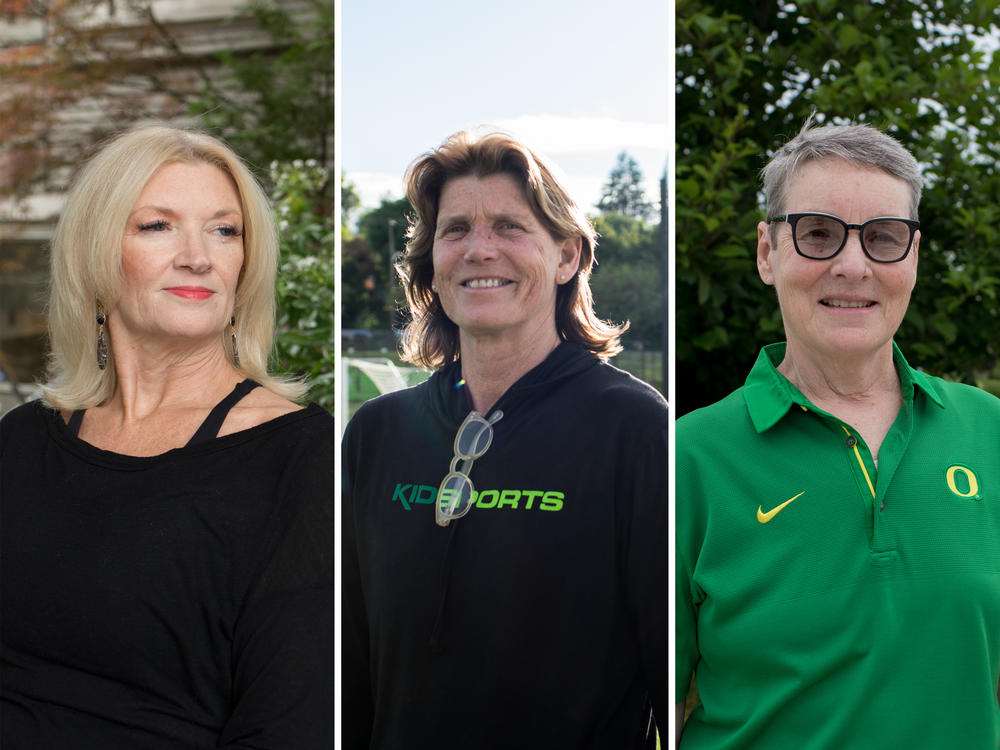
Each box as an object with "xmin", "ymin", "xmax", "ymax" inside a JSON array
[{"xmin": 677, "ymin": 342, "xmax": 1000, "ymax": 749}]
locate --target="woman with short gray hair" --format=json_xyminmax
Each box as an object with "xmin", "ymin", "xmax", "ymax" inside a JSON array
[{"xmin": 676, "ymin": 117, "xmax": 1000, "ymax": 748}]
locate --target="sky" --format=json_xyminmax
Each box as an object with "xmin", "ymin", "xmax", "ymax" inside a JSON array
[{"xmin": 341, "ymin": 0, "xmax": 669, "ymax": 216}]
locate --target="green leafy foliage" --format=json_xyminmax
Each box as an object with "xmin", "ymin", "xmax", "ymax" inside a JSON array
[
  {"xmin": 271, "ymin": 160, "xmax": 335, "ymax": 410},
  {"xmin": 187, "ymin": 0, "xmax": 333, "ymax": 183},
  {"xmin": 342, "ymin": 197, "xmax": 411, "ymax": 331},
  {"xmin": 677, "ymin": 0, "xmax": 1000, "ymax": 415},
  {"xmin": 591, "ymin": 154, "xmax": 665, "ymax": 353},
  {"xmin": 590, "ymin": 212, "xmax": 665, "ymax": 347},
  {"xmin": 179, "ymin": 0, "xmax": 336, "ymax": 407}
]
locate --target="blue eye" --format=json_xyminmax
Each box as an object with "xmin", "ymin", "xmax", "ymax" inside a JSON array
[{"xmin": 214, "ymin": 225, "xmax": 243, "ymax": 238}]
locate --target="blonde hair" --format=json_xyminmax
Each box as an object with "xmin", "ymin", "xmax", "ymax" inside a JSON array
[
  {"xmin": 398, "ymin": 129, "xmax": 626, "ymax": 370},
  {"xmin": 42, "ymin": 125, "xmax": 306, "ymax": 408}
]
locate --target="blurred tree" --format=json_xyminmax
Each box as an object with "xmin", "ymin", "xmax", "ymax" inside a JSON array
[
  {"xmin": 676, "ymin": 0, "xmax": 1000, "ymax": 415},
  {"xmin": 341, "ymin": 233, "xmax": 383, "ymax": 331},
  {"xmin": 0, "ymin": 0, "xmax": 330, "ymax": 200},
  {"xmin": 590, "ymin": 212, "xmax": 662, "ymax": 346},
  {"xmin": 597, "ymin": 151, "xmax": 655, "ymax": 221},
  {"xmin": 271, "ymin": 159, "xmax": 335, "ymax": 410},
  {"xmin": 341, "ymin": 174, "xmax": 361, "ymax": 237},
  {"xmin": 341, "ymin": 196, "xmax": 411, "ymax": 332},
  {"xmin": 187, "ymin": 0, "xmax": 333, "ymax": 181},
  {"xmin": 1, "ymin": 0, "xmax": 192, "ymax": 201}
]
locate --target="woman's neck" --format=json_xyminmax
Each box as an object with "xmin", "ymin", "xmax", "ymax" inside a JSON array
[
  {"xmin": 777, "ymin": 341, "xmax": 899, "ymax": 405},
  {"xmin": 777, "ymin": 341, "xmax": 902, "ymax": 459},
  {"xmin": 456, "ymin": 326, "xmax": 561, "ymax": 414},
  {"xmin": 105, "ymin": 344, "xmax": 240, "ymax": 422}
]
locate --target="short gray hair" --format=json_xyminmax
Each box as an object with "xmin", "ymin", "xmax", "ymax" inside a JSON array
[{"xmin": 762, "ymin": 116, "xmax": 923, "ymax": 221}]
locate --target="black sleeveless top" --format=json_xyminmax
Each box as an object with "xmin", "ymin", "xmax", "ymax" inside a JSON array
[
  {"xmin": 66, "ymin": 379, "xmax": 260, "ymax": 446},
  {"xmin": 0, "ymin": 391, "xmax": 334, "ymax": 748}
]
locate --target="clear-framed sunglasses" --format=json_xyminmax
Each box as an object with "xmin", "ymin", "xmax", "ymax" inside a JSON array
[
  {"xmin": 435, "ymin": 409, "xmax": 503, "ymax": 527},
  {"xmin": 770, "ymin": 212, "xmax": 919, "ymax": 263}
]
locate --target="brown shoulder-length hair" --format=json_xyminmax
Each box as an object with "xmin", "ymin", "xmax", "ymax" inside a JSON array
[{"xmin": 397, "ymin": 129, "xmax": 627, "ymax": 370}]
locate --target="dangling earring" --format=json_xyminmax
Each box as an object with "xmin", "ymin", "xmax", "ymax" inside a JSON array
[
  {"xmin": 96, "ymin": 305, "xmax": 108, "ymax": 371},
  {"xmin": 230, "ymin": 315, "xmax": 241, "ymax": 368}
]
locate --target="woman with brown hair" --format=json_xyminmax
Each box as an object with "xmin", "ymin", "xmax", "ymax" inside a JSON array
[{"xmin": 343, "ymin": 129, "xmax": 667, "ymax": 748}]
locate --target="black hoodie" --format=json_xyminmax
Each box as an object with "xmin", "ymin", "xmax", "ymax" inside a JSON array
[{"xmin": 343, "ymin": 342, "xmax": 667, "ymax": 749}]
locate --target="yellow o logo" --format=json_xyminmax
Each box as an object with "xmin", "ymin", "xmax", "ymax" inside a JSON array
[{"xmin": 946, "ymin": 465, "xmax": 980, "ymax": 499}]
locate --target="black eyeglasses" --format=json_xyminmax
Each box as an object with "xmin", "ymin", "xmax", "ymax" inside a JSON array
[
  {"xmin": 770, "ymin": 212, "xmax": 919, "ymax": 263},
  {"xmin": 436, "ymin": 409, "xmax": 503, "ymax": 527}
]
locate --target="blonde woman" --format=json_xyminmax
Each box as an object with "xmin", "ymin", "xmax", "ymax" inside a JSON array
[{"xmin": 0, "ymin": 126, "xmax": 333, "ymax": 748}]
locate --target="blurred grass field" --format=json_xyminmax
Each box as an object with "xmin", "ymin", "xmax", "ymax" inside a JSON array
[{"xmin": 345, "ymin": 346, "xmax": 664, "ymax": 419}]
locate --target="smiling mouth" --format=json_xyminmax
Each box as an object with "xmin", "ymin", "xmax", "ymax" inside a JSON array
[
  {"xmin": 820, "ymin": 299, "xmax": 876, "ymax": 308},
  {"xmin": 462, "ymin": 278, "xmax": 512, "ymax": 289}
]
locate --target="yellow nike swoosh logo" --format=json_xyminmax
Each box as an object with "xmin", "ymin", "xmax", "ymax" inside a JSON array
[{"xmin": 757, "ymin": 491, "xmax": 805, "ymax": 524}]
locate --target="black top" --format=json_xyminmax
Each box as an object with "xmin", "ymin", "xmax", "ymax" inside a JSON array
[
  {"xmin": 66, "ymin": 378, "xmax": 262, "ymax": 446},
  {"xmin": 343, "ymin": 342, "xmax": 668, "ymax": 749},
  {"xmin": 0, "ymin": 397, "xmax": 334, "ymax": 749}
]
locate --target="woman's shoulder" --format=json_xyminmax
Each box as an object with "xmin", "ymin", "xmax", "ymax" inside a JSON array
[
  {"xmin": 218, "ymin": 386, "xmax": 309, "ymax": 438},
  {"xmin": 215, "ymin": 400, "xmax": 332, "ymax": 485},
  {"xmin": 563, "ymin": 360, "xmax": 668, "ymax": 443},
  {"xmin": 0, "ymin": 400, "xmax": 59, "ymax": 461},
  {"xmin": 674, "ymin": 387, "xmax": 752, "ymax": 463},
  {"xmin": 347, "ymin": 376, "xmax": 432, "ymax": 424},
  {"xmin": 590, "ymin": 358, "xmax": 668, "ymax": 411},
  {"xmin": 677, "ymin": 386, "xmax": 747, "ymax": 426},
  {"xmin": 918, "ymin": 372, "xmax": 1000, "ymax": 415},
  {"xmin": 0, "ymin": 399, "xmax": 52, "ymax": 434}
]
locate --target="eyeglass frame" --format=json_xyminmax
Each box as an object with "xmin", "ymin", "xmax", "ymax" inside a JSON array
[
  {"xmin": 769, "ymin": 212, "xmax": 920, "ymax": 263},
  {"xmin": 435, "ymin": 409, "xmax": 503, "ymax": 527}
]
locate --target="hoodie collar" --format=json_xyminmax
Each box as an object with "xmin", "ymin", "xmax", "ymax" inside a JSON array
[{"xmin": 429, "ymin": 341, "xmax": 599, "ymax": 425}]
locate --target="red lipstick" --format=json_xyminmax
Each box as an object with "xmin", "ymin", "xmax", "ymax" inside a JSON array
[{"xmin": 166, "ymin": 286, "xmax": 213, "ymax": 300}]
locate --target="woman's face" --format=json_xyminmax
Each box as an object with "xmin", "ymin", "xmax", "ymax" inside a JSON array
[
  {"xmin": 430, "ymin": 172, "xmax": 581, "ymax": 347},
  {"xmin": 756, "ymin": 157, "xmax": 919, "ymax": 364},
  {"xmin": 113, "ymin": 161, "xmax": 245, "ymax": 350}
]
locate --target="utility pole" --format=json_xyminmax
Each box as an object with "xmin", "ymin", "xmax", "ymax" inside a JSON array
[
  {"xmin": 387, "ymin": 219, "xmax": 398, "ymax": 285},
  {"xmin": 387, "ymin": 218, "xmax": 399, "ymax": 332},
  {"xmin": 659, "ymin": 170, "xmax": 669, "ymax": 396}
]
